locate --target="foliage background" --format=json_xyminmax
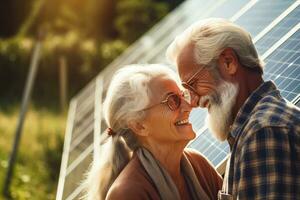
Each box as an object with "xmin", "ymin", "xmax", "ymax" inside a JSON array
[
  {"xmin": 0, "ymin": 0, "xmax": 183, "ymax": 106},
  {"xmin": 0, "ymin": 0, "xmax": 183, "ymax": 199}
]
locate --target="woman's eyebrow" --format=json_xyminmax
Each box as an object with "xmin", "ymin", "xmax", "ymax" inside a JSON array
[{"xmin": 163, "ymin": 91, "xmax": 179, "ymax": 98}]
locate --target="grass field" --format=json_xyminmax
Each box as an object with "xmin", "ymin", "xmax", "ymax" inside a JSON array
[{"xmin": 0, "ymin": 105, "xmax": 66, "ymax": 200}]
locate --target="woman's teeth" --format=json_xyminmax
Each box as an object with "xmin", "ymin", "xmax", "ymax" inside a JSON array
[{"xmin": 175, "ymin": 119, "xmax": 189, "ymax": 126}]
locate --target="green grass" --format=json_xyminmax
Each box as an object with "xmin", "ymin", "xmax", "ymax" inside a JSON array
[{"xmin": 0, "ymin": 105, "xmax": 66, "ymax": 200}]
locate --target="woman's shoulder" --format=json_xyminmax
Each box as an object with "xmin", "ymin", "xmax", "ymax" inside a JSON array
[
  {"xmin": 105, "ymin": 155, "xmax": 160, "ymax": 200},
  {"xmin": 106, "ymin": 179, "xmax": 150, "ymax": 200}
]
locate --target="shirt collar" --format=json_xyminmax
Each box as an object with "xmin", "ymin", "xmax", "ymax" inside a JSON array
[{"xmin": 229, "ymin": 81, "xmax": 278, "ymax": 138}]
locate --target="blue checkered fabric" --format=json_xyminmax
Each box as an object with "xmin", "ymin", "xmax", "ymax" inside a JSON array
[{"xmin": 222, "ymin": 81, "xmax": 300, "ymax": 200}]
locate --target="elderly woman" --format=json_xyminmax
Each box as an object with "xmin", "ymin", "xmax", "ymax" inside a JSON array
[{"xmin": 85, "ymin": 64, "xmax": 222, "ymax": 200}]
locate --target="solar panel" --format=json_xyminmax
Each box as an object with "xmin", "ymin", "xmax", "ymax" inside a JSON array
[
  {"xmin": 262, "ymin": 24, "xmax": 300, "ymax": 101},
  {"xmin": 208, "ymin": 0, "xmax": 249, "ymax": 19},
  {"xmin": 57, "ymin": 0, "xmax": 300, "ymax": 199},
  {"xmin": 255, "ymin": 2, "xmax": 300, "ymax": 54},
  {"xmin": 64, "ymin": 153, "xmax": 92, "ymax": 199},
  {"xmin": 146, "ymin": 0, "xmax": 250, "ymax": 63},
  {"xmin": 234, "ymin": 0, "xmax": 295, "ymax": 37},
  {"xmin": 189, "ymin": 128, "xmax": 230, "ymax": 166}
]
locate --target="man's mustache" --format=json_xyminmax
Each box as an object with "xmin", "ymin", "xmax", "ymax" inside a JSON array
[{"xmin": 198, "ymin": 91, "xmax": 221, "ymax": 107}]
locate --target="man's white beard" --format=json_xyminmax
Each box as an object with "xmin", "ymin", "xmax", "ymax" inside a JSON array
[{"xmin": 200, "ymin": 81, "xmax": 239, "ymax": 141}]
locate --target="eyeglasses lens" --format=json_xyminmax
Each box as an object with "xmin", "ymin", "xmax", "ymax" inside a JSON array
[{"xmin": 167, "ymin": 94, "xmax": 181, "ymax": 110}]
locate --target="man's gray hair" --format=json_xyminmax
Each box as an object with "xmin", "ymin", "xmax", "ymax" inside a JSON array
[{"xmin": 166, "ymin": 18, "xmax": 264, "ymax": 74}]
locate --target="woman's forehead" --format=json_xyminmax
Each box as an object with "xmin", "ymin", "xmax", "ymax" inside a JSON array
[{"xmin": 149, "ymin": 75, "xmax": 180, "ymax": 97}]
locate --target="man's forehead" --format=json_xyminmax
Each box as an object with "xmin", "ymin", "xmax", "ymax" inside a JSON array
[
  {"xmin": 177, "ymin": 43, "xmax": 200, "ymax": 81},
  {"xmin": 178, "ymin": 67, "xmax": 198, "ymax": 82}
]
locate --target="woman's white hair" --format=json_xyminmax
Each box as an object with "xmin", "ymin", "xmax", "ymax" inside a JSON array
[
  {"xmin": 83, "ymin": 64, "xmax": 179, "ymax": 200},
  {"xmin": 166, "ymin": 18, "xmax": 264, "ymax": 74}
]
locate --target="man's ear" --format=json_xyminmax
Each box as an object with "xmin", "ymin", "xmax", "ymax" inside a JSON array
[
  {"xmin": 218, "ymin": 48, "xmax": 238, "ymax": 75},
  {"xmin": 127, "ymin": 120, "xmax": 149, "ymax": 137}
]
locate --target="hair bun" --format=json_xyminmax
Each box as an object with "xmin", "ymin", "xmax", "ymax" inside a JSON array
[{"xmin": 106, "ymin": 127, "xmax": 116, "ymax": 136}]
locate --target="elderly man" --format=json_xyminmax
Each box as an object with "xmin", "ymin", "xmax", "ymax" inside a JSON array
[{"xmin": 167, "ymin": 18, "xmax": 300, "ymax": 199}]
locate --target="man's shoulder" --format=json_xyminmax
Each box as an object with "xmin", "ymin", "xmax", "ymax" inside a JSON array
[
  {"xmin": 237, "ymin": 93, "xmax": 300, "ymax": 149},
  {"xmin": 246, "ymin": 93, "xmax": 300, "ymax": 131}
]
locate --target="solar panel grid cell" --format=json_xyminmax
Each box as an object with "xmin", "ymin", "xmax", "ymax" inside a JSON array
[
  {"xmin": 63, "ymin": 153, "xmax": 92, "ymax": 199},
  {"xmin": 189, "ymin": 108, "xmax": 207, "ymax": 132},
  {"xmin": 140, "ymin": 0, "xmax": 219, "ymax": 64},
  {"xmin": 256, "ymin": 4, "xmax": 300, "ymax": 54},
  {"xmin": 263, "ymin": 28, "xmax": 300, "ymax": 101},
  {"xmin": 209, "ymin": 0, "xmax": 249, "ymax": 19},
  {"xmin": 234, "ymin": 0, "xmax": 295, "ymax": 37},
  {"xmin": 189, "ymin": 129, "xmax": 230, "ymax": 166},
  {"xmin": 68, "ymin": 133, "xmax": 93, "ymax": 166}
]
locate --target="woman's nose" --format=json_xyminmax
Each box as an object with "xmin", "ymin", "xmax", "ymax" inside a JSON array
[{"xmin": 181, "ymin": 98, "xmax": 193, "ymax": 112}]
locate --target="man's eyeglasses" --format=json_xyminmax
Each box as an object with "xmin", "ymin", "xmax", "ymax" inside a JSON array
[
  {"xmin": 143, "ymin": 91, "xmax": 190, "ymax": 111},
  {"xmin": 181, "ymin": 66, "xmax": 205, "ymax": 96}
]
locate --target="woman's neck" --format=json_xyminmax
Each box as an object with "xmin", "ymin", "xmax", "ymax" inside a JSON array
[
  {"xmin": 141, "ymin": 140, "xmax": 190, "ymax": 199},
  {"xmin": 142, "ymin": 140, "xmax": 187, "ymax": 178}
]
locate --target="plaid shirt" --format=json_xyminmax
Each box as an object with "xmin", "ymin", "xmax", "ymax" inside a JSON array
[{"xmin": 220, "ymin": 81, "xmax": 300, "ymax": 200}]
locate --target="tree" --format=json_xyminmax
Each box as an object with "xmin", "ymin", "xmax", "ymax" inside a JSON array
[{"xmin": 114, "ymin": 0, "xmax": 169, "ymax": 43}]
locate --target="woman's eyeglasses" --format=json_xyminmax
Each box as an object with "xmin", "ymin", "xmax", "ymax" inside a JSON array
[{"xmin": 143, "ymin": 91, "xmax": 190, "ymax": 111}]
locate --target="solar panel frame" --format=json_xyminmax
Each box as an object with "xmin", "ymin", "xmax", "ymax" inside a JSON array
[
  {"xmin": 262, "ymin": 24, "xmax": 300, "ymax": 101},
  {"xmin": 256, "ymin": 3, "xmax": 300, "ymax": 53}
]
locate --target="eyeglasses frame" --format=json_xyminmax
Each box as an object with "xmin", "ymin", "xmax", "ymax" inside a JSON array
[
  {"xmin": 143, "ymin": 92, "xmax": 186, "ymax": 111},
  {"xmin": 181, "ymin": 66, "xmax": 206, "ymax": 97}
]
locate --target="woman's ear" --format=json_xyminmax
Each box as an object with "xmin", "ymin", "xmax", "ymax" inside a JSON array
[{"xmin": 127, "ymin": 120, "xmax": 149, "ymax": 137}]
